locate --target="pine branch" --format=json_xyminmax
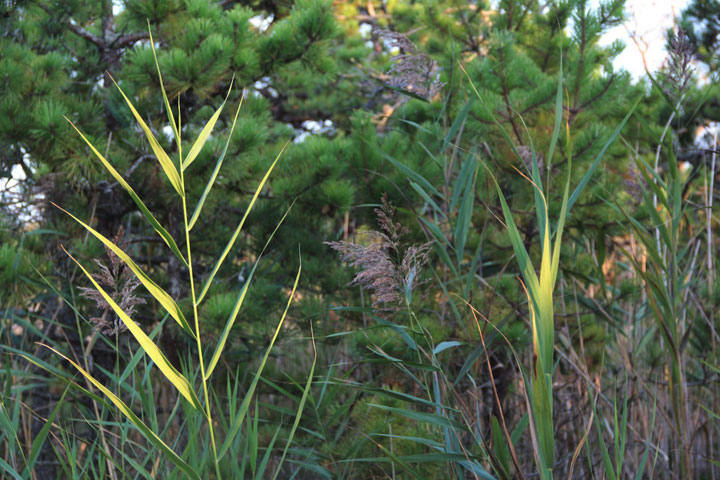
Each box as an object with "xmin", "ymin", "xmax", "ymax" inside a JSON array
[
  {"xmin": 66, "ymin": 20, "xmax": 104, "ymax": 48},
  {"xmin": 112, "ymin": 32, "xmax": 150, "ymax": 49}
]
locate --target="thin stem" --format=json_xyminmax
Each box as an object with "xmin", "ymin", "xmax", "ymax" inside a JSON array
[{"xmin": 179, "ymin": 139, "xmax": 221, "ymax": 478}]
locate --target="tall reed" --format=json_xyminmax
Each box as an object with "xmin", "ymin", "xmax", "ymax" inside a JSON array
[
  {"xmin": 461, "ymin": 61, "xmax": 639, "ymax": 478},
  {"xmin": 23, "ymin": 27, "xmax": 307, "ymax": 479}
]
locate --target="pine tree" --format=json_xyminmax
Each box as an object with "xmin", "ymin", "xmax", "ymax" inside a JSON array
[{"xmin": 1, "ymin": 0, "xmax": 675, "ymax": 476}]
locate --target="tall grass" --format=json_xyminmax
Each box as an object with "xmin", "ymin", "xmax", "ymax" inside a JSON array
[
  {"xmin": 13, "ymin": 29, "xmax": 308, "ymax": 479},
  {"xmin": 458, "ymin": 61, "xmax": 640, "ymax": 478},
  {"xmin": 3, "ymin": 30, "xmax": 720, "ymax": 480}
]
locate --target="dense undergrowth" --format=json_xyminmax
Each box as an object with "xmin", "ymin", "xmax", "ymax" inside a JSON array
[{"xmin": 2, "ymin": 0, "xmax": 720, "ymax": 478}]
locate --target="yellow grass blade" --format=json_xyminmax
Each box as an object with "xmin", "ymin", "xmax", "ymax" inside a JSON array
[
  {"xmin": 55, "ymin": 204, "xmax": 195, "ymax": 338},
  {"xmin": 64, "ymin": 119, "xmax": 188, "ymax": 267},
  {"xmin": 188, "ymin": 90, "xmax": 245, "ymax": 231},
  {"xmin": 218, "ymin": 255, "xmax": 301, "ymax": 460},
  {"xmin": 182, "ymin": 77, "xmax": 235, "ymax": 171},
  {"xmin": 38, "ymin": 344, "xmax": 200, "ymax": 480},
  {"xmin": 108, "ymin": 73, "xmax": 184, "ymax": 197},
  {"xmin": 148, "ymin": 23, "xmax": 180, "ymax": 154},
  {"xmin": 197, "ymin": 140, "xmax": 289, "ymax": 304},
  {"xmin": 62, "ymin": 246, "xmax": 202, "ymax": 412},
  {"xmin": 204, "ymin": 202, "xmax": 293, "ymax": 379}
]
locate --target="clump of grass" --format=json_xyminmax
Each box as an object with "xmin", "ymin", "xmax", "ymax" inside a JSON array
[
  {"xmin": 22, "ymin": 26, "xmax": 310, "ymax": 479},
  {"xmin": 459, "ymin": 59, "xmax": 639, "ymax": 478}
]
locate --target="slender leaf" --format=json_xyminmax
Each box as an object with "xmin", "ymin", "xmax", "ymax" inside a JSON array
[
  {"xmin": 369, "ymin": 142, "xmax": 441, "ymax": 197},
  {"xmin": 441, "ymin": 98, "xmax": 475, "ymax": 154},
  {"xmin": 22, "ymin": 387, "xmax": 69, "ymax": 477},
  {"xmin": 255, "ymin": 425, "xmax": 281, "ymax": 480},
  {"xmin": 64, "ymin": 119, "xmax": 187, "ymax": 267},
  {"xmin": 218, "ymin": 256, "xmax": 302, "ymax": 459},
  {"xmin": 148, "ymin": 23, "xmax": 179, "ymax": 154},
  {"xmin": 205, "ymin": 203, "xmax": 293, "ymax": 379},
  {"xmin": 0, "ymin": 459, "xmax": 22, "ymax": 480},
  {"xmin": 108, "ymin": 74, "xmax": 184, "ymax": 196},
  {"xmin": 367, "ymin": 404, "xmax": 465, "ymax": 430},
  {"xmin": 198, "ymin": 141, "xmax": 289, "ymax": 304},
  {"xmin": 189, "ymin": 91, "xmax": 245, "ymax": 230},
  {"xmin": 56, "ymin": 205, "xmax": 194, "ymax": 337},
  {"xmin": 433, "ymin": 341, "xmax": 462, "ymax": 355},
  {"xmin": 545, "ymin": 67, "xmax": 563, "ymax": 173},
  {"xmin": 567, "ymin": 96, "xmax": 641, "ymax": 212},
  {"xmin": 409, "ymin": 181, "xmax": 446, "ymax": 219},
  {"xmin": 183, "ymin": 79, "xmax": 235, "ymax": 171},
  {"xmin": 39, "ymin": 344, "xmax": 200, "ymax": 480},
  {"xmin": 62, "ymin": 247, "xmax": 202, "ymax": 412},
  {"xmin": 454, "ymin": 161, "xmax": 478, "ymax": 264},
  {"xmin": 272, "ymin": 332, "xmax": 317, "ymax": 480}
]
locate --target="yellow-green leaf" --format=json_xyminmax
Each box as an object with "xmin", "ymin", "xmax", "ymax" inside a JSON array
[
  {"xmin": 109, "ymin": 74, "xmax": 184, "ymax": 197},
  {"xmin": 56, "ymin": 204, "xmax": 195, "ymax": 338},
  {"xmin": 188, "ymin": 90, "xmax": 245, "ymax": 231},
  {"xmin": 205, "ymin": 202, "xmax": 293, "ymax": 379},
  {"xmin": 65, "ymin": 119, "xmax": 188, "ymax": 268},
  {"xmin": 148, "ymin": 23, "xmax": 180, "ymax": 154},
  {"xmin": 182, "ymin": 78, "xmax": 235, "ymax": 171},
  {"xmin": 197, "ymin": 140, "xmax": 289, "ymax": 304},
  {"xmin": 62, "ymin": 246, "xmax": 202, "ymax": 412},
  {"xmin": 218, "ymin": 255, "xmax": 301, "ymax": 460},
  {"xmin": 38, "ymin": 344, "xmax": 200, "ymax": 480}
]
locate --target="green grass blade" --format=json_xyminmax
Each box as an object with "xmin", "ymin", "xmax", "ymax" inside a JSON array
[
  {"xmin": 369, "ymin": 142, "xmax": 441, "ymax": 198},
  {"xmin": 591, "ymin": 394, "xmax": 618, "ymax": 480},
  {"xmin": 409, "ymin": 181, "xmax": 446, "ymax": 219},
  {"xmin": 189, "ymin": 90, "xmax": 245, "ymax": 230},
  {"xmin": 485, "ymin": 167, "xmax": 540, "ymax": 297},
  {"xmin": 218, "ymin": 256, "xmax": 302, "ymax": 460},
  {"xmin": 56, "ymin": 204, "xmax": 194, "ymax": 337},
  {"xmin": 205, "ymin": 203, "xmax": 293, "ymax": 379},
  {"xmin": 182, "ymin": 80, "xmax": 235, "ymax": 171},
  {"xmin": 454, "ymin": 161, "xmax": 478, "ymax": 264},
  {"xmin": 491, "ymin": 416, "xmax": 511, "ymax": 479},
  {"xmin": 526, "ymin": 140, "xmax": 547, "ymax": 251},
  {"xmin": 545, "ymin": 67, "xmax": 563, "ymax": 173},
  {"xmin": 550, "ymin": 132, "xmax": 571, "ymax": 288},
  {"xmin": 255, "ymin": 425, "xmax": 281, "ymax": 480},
  {"xmin": 367, "ymin": 404, "xmax": 465, "ymax": 430},
  {"xmin": 197, "ymin": 141, "xmax": 289, "ymax": 304},
  {"xmin": 64, "ymin": 119, "xmax": 188, "ymax": 267},
  {"xmin": 62, "ymin": 246, "xmax": 202, "ymax": 412},
  {"xmin": 451, "ymin": 153, "xmax": 476, "ymax": 212},
  {"xmin": 271, "ymin": 337, "xmax": 316, "ymax": 480},
  {"xmin": 0, "ymin": 400, "xmax": 23, "ymax": 471},
  {"xmin": 108, "ymin": 74, "xmax": 184, "ymax": 196},
  {"xmin": 40, "ymin": 344, "xmax": 200, "ymax": 480},
  {"xmin": 352, "ymin": 443, "xmax": 429, "ymax": 480},
  {"xmin": 0, "ymin": 459, "xmax": 22, "ymax": 480},
  {"xmin": 22, "ymin": 387, "xmax": 69, "ymax": 476},
  {"xmin": 441, "ymin": 98, "xmax": 474, "ymax": 154}
]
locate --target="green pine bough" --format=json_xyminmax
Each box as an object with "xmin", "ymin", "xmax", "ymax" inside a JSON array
[
  {"xmin": 461, "ymin": 60, "xmax": 639, "ymax": 479},
  {"xmin": 33, "ymin": 28, "xmax": 312, "ymax": 479}
]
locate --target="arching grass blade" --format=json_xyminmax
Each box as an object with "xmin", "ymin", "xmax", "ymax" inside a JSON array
[
  {"xmin": 56, "ymin": 204, "xmax": 194, "ymax": 338},
  {"xmin": 197, "ymin": 141, "xmax": 289, "ymax": 304},
  {"xmin": 64, "ymin": 119, "xmax": 188, "ymax": 267},
  {"xmin": 189, "ymin": 90, "xmax": 245, "ymax": 231},
  {"xmin": 62, "ymin": 246, "xmax": 202, "ymax": 412},
  {"xmin": 108, "ymin": 74, "xmax": 184, "ymax": 196},
  {"xmin": 39, "ymin": 344, "xmax": 200, "ymax": 480}
]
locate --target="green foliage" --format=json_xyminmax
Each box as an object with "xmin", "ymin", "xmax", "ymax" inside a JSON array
[{"xmin": 2, "ymin": 0, "xmax": 720, "ymax": 478}]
